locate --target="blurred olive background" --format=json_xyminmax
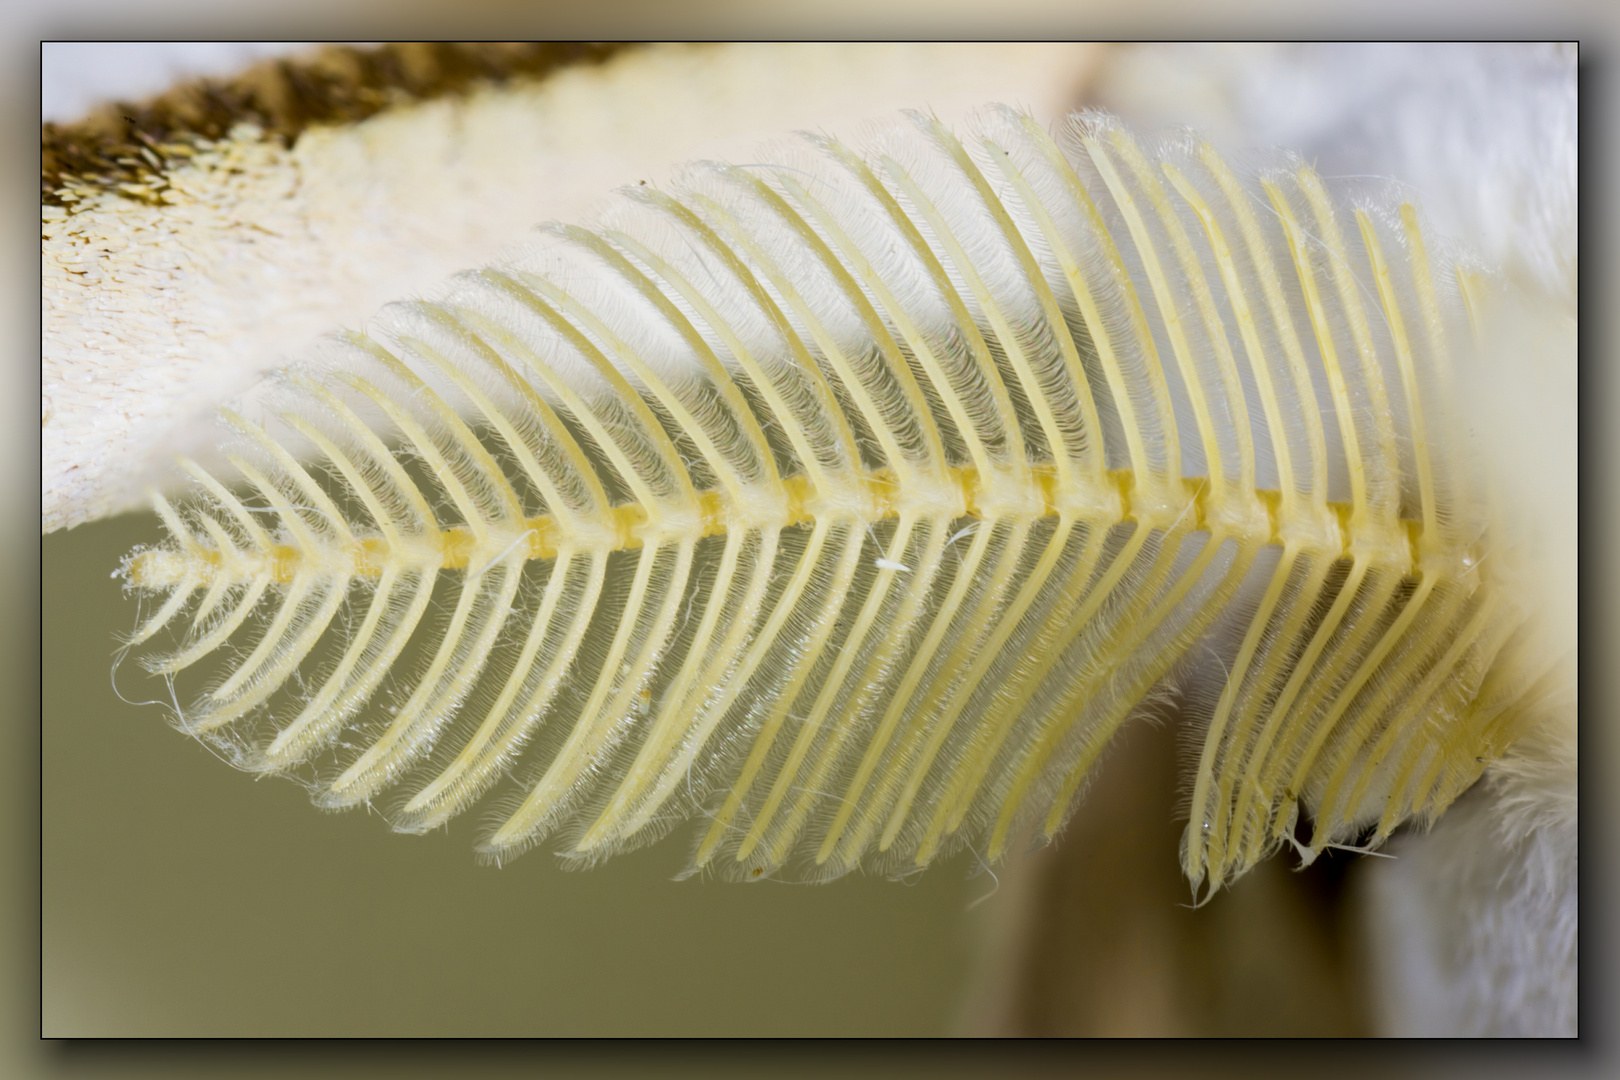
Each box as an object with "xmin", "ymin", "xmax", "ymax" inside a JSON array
[
  {"xmin": 43, "ymin": 514, "xmax": 988, "ymax": 1036},
  {"xmin": 43, "ymin": 513, "xmax": 1370, "ymax": 1041}
]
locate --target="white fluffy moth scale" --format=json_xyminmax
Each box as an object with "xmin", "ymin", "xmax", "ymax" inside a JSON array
[{"xmin": 115, "ymin": 105, "xmax": 1561, "ymax": 898}]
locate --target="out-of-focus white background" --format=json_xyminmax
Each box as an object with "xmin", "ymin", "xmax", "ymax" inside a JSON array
[{"xmin": 42, "ymin": 42, "xmax": 310, "ymax": 121}]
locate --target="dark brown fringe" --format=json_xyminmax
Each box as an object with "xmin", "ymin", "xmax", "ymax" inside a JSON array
[{"xmin": 42, "ymin": 42, "xmax": 637, "ymax": 207}]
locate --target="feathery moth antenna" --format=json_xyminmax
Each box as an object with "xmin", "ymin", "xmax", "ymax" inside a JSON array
[{"xmin": 115, "ymin": 104, "xmax": 1553, "ymax": 895}]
